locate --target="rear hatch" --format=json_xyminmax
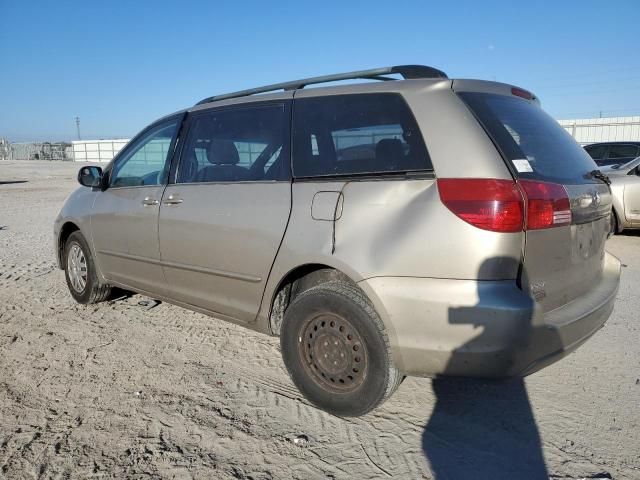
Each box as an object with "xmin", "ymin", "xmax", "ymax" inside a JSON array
[{"xmin": 456, "ymin": 85, "xmax": 611, "ymax": 313}]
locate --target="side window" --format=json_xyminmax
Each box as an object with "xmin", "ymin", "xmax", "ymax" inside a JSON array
[
  {"xmin": 177, "ymin": 104, "xmax": 289, "ymax": 183},
  {"xmin": 584, "ymin": 144, "xmax": 607, "ymax": 160},
  {"xmin": 110, "ymin": 120, "xmax": 178, "ymax": 187},
  {"xmin": 609, "ymin": 144, "xmax": 638, "ymax": 159},
  {"xmin": 292, "ymin": 93, "xmax": 431, "ymax": 178}
]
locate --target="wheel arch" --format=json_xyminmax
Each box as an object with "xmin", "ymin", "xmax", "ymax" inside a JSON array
[
  {"xmin": 267, "ymin": 263, "xmax": 354, "ymax": 336},
  {"xmin": 57, "ymin": 221, "xmax": 81, "ymax": 268},
  {"xmin": 611, "ymin": 206, "xmax": 622, "ymax": 234}
]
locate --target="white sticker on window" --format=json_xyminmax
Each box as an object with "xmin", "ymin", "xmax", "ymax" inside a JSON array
[{"xmin": 512, "ymin": 159, "xmax": 533, "ymax": 173}]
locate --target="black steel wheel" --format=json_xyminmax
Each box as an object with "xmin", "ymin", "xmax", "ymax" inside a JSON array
[
  {"xmin": 281, "ymin": 280, "xmax": 402, "ymax": 417},
  {"xmin": 299, "ymin": 312, "xmax": 368, "ymax": 393}
]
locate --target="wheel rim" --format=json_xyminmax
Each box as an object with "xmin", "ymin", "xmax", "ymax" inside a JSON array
[
  {"xmin": 67, "ymin": 243, "xmax": 88, "ymax": 293},
  {"xmin": 298, "ymin": 312, "xmax": 368, "ymax": 393}
]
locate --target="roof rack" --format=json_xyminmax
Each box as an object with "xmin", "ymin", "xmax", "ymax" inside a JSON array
[{"xmin": 195, "ymin": 64, "xmax": 448, "ymax": 105}]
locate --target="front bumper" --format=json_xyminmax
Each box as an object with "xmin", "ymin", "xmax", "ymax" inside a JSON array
[{"xmin": 358, "ymin": 252, "xmax": 621, "ymax": 377}]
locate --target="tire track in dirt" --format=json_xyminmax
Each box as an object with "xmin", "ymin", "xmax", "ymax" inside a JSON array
[{"xmin": 0, "ymin": 261, "xmax": 56, "ymax": 286}]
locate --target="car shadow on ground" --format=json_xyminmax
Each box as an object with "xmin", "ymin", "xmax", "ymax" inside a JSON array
[
  {"xmin": 0, "ymin": 180, "xmax": 28, "ymax": 185},
  {"xmin": 421, "ymin": 257, "xmax": 560, "ymax": 479}
]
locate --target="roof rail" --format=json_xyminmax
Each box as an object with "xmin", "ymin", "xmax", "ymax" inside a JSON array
[{"xmin": 195, "ymin": 65, "xmax": 448, "ymax": 105}]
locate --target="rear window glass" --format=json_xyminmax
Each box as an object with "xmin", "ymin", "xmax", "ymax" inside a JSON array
[
  {"xmin": 292, "ymin": 93, "xmax": 431, "ymax": 178},
  {"xmin": 459, "ymin": 92, "xmax": 598, "ymax": 184}
]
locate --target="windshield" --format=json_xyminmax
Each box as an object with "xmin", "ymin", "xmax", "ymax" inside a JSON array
[
  {"xmin": 613, "ymin": 156, "xmax": 640, "ymax": 172},
  {"xmin": 459, "ymin": 92, "xmax": 599, "ymax": 184}
]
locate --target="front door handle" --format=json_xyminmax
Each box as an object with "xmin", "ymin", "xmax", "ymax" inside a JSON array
[
  {"xmin": 163, "ymin": 194, "xmax": 183, "ymax": 205},
  {"xmin": 142, "ymin": 197, "xmax": 159, "ymax": 206}
]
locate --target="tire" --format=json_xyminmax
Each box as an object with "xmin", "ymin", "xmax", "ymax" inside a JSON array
[
  {"xmin": 64, "ymin": 231, "xmax": 111, "ymax": 304},
  {"xmin": 280, "ymin": 280, "xmax": 402, "ymax": 417}
]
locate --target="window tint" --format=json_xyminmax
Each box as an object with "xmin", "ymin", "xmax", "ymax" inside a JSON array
[
  {"xmin": 584, "ymin": 144, "xmax": 607, "ymax": 160},
  {"xmin": 177, "ymin": 104, "xmax": 289, "ymax": 183},
  {"xmin": 110, "ymin": 120, "xmax": 178, "ymax": 188},
  {"xmin": 459, "ymin": 92, "xmax": 597, "ymax": 184},
  {"xmin": 292, "ymin": 94, "xmax": 431, "ymax": 177},
  {"xmin": 608, "ymin": 144, "xmax": 639, "ymax": 159}
]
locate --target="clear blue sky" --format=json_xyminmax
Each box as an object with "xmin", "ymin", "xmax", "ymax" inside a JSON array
[{"xmin": 1, "ymin": 0, "xmax": 639, "ymax": 142}]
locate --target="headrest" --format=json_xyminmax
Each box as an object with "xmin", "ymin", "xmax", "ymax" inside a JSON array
[
  {"xmin": 208, "ymin": 140, "xmax": 240, "ymax": 165},
  {"xmin": 375, "ymin": 138, "xmax": 404, "ymax": 161}
]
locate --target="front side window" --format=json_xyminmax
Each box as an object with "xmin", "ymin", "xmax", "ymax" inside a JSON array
[
  {"xmin": 110, "ymin": 120, "xmax": 178, "ymax": 188},
  {"xmin": 292, "ymin": 93, "xmax": 432, "ymax": 178},
  {"xmin": 177, "ymin": 104, "xmax": 289, "ymax": 183}
]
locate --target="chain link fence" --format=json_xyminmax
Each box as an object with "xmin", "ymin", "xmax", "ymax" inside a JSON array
[
  {"xmin": 0, "ymin": 139, "xmax": 128, "ymax": 162},
  {"xmin": 0, "ymin": 140, "xmax": 73, "ymax": 161}
]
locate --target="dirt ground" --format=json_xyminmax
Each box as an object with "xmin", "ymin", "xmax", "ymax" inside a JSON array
[{"xmin": 0, "ymin": 160, "xmax": 638, "ymax": 480}]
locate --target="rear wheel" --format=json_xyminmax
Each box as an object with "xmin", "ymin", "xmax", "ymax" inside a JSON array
[
  {"xmin": 280, "ymin": 280, "xmax": 401, "ymax": 417},
  {"xmin": 64, "ymin": 231, "xmax": 111, "ymax": 304}
]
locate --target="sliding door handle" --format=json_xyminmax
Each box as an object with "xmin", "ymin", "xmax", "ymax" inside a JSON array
[{"xmin": 163, "ymin": 194, "xmax": 183, "ymax": 205}]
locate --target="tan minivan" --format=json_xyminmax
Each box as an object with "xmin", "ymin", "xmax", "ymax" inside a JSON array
[{"xmin": 55, "ymin": 65, "xmax": 620, "ymax": 416}]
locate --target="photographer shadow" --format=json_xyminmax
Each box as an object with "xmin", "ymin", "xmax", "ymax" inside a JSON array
[{"xmin": 421, "ymin": 257, "xmax": 564, "ymax": 479}]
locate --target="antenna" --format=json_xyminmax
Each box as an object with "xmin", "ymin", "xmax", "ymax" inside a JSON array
[{"xmin": 75, "ymin": 116, "xmax": 81, "ymax": 140}]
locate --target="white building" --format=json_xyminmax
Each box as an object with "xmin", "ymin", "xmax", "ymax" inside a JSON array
[
  {"xmin": 71, "ymin": 139, "xmax": 129, "ymax": 162},
  {"xmin": 558, "ymin": 116, "xmax": 640, "ymax": 145}
]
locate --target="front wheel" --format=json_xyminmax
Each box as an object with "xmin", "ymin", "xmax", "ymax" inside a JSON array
[
  {"xmin": 64, "ymin": 231, "xmax": 111, "ymax": 304},
  {"xmin": 280, "ymin": 280, "xmax": 402, "ymax": 417}
]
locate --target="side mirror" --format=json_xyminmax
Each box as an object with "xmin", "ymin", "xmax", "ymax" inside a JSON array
[{"xmin": 78, "ymin": 166, "xmax": 103, "ymax": 188}]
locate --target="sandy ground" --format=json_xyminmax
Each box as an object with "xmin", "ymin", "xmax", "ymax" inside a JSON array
[{"xmin": 0, "ymin": 160, "xmax": 638, "ymax": 480}]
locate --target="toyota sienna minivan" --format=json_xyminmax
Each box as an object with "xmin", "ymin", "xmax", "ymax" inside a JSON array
[{"xmin": 54, "ymin": 65, "xmax": 621, "ymax": 416}]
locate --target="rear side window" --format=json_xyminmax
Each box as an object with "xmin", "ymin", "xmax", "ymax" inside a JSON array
[
  {"xmin": 292, "ymin": 93, "xmax": 431, "ymax": 178},
  {"xmin": 608, "ymin": 144, "xmax": 639, "ymax": 159},
  {"xmin": 459, "ymin": 92, "xmax": 598, "ymax": 184},
  {"xmin": 177, "ymin": 104, "xmax": 289, "ymax": 183}
]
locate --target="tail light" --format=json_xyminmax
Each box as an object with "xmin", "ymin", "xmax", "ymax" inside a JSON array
[
  {"xmin": 437, "ymin": 179, "xmax": 524, "ymax": 232},
  {"xmin": 437, "ymin": 178, "xmax": 571, "ymax": 232},
  {"xmin": 518, "ymin": 180, "xmax": 571, "ymax": 229}
]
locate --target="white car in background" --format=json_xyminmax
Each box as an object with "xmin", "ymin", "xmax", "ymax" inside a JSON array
[{"xmin": 606, "ymin": 156, "xmax": 640, "ymax": 233}]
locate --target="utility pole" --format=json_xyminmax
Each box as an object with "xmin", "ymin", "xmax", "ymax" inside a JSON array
[{"xmin": 75, "ymin": 116, "xmax": 81, "ymax": 140}]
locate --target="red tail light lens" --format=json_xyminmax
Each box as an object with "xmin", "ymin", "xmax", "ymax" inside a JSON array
[
  {"xmin": 437, "ymin": 178, "xmax": 571, "ymax": 232},
  {"xmin": 437, "ymin": 179, "xmax": 524, "ymax": 232},
  {"xmin": 518, "ymin": 180, "xmax": 571, "ymax": 229}
]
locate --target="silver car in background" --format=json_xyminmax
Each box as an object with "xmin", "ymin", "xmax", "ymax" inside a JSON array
[
  {"xmin": 605, "ymin": 156, "xmax": 640, "ymax": 233},
  {"xmin": 54, "ymin": 65, "xmax": 621, "ymax": 417}
]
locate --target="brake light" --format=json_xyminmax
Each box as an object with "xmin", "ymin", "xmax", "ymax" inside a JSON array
[
  {"xmin": 437, "ymin": 178, "xmax": 571, "ymax": 232},
  {"xmin": 437, "ymin": 179, "xmax": 524, "ymax": 232},
  {"xmin": 518, "ymin": 180, "xmax": 571, "ymax": 229},
  {"xmin": 511, "ymin": 87, "xmax": 534, "ymax": 100}
]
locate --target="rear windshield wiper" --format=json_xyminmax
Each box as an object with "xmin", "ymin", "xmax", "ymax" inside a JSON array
[{"xmin": 588, "ymin": 169, "xmax": 611, "ymax": 186}]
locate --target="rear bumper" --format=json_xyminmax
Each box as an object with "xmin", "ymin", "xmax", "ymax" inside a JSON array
[{"xmin": 358, "ymin": 252, "xmax": 621, "ymax": 377}]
